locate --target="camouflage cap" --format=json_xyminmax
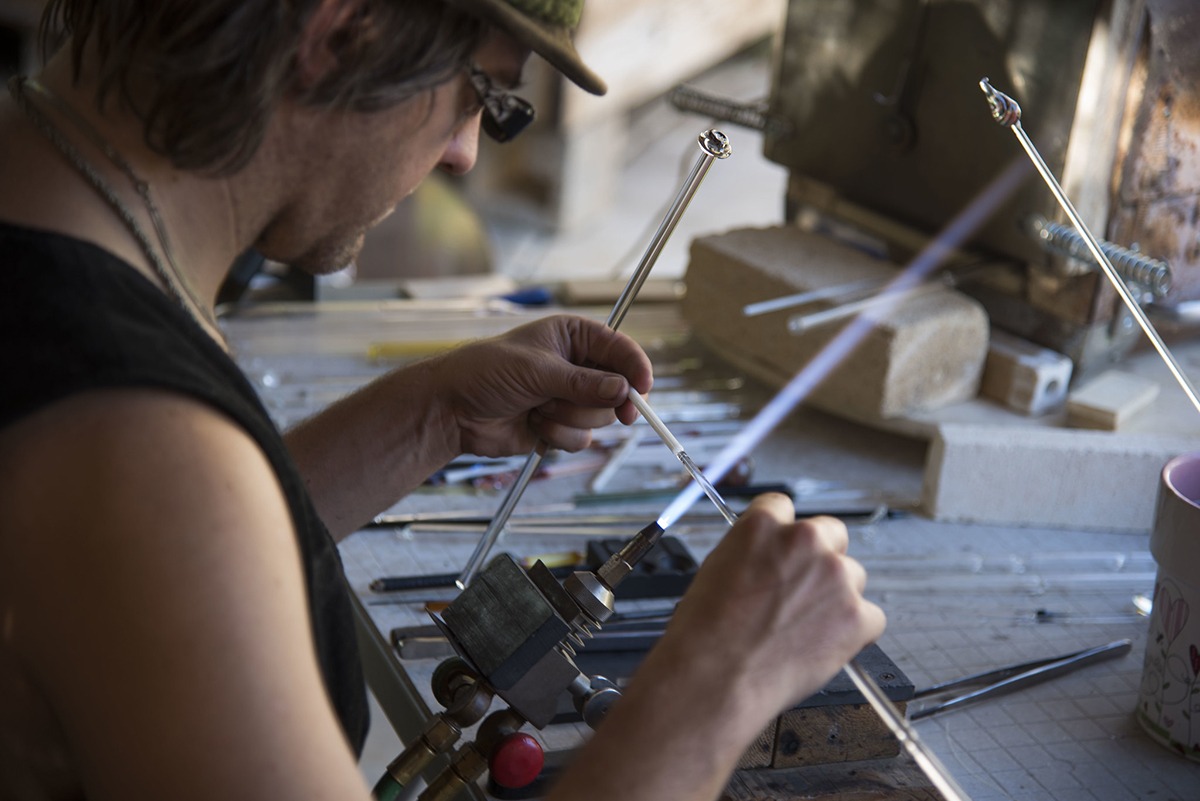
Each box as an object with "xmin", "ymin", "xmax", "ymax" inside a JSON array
[{"xmin": 442, "ymin": 0, "xmax": 606, "ymax": 94}]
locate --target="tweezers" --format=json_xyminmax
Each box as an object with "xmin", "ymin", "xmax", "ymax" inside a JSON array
[{"xmin": 909, "ymin": 638, "xmax": 1132, "ymax": 720}]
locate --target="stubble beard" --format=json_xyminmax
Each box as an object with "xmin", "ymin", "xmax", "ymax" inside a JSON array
[{"xmin": 277, "ymin": 229, "xmax": 368, "ymax": 276}]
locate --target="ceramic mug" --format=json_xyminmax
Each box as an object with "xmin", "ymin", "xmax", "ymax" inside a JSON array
[{"xmin": 1136, "ymin": 452, "xmax": 1200, "ymax": 762}]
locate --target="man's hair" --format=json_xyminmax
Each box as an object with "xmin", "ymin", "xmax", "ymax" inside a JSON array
[{"xmin": 40, "ymin": 0, "xmax": 488, "ymax": 174}]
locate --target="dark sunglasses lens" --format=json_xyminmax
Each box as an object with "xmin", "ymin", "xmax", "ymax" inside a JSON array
[{"xmin": 482, "ymin": 100, "xmax": 535, "ymax": 143}]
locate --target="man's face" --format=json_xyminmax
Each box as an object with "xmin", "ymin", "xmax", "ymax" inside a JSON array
[{"xmin": 255, "ymin": 31, "xmax": 529, "ymax": 274}]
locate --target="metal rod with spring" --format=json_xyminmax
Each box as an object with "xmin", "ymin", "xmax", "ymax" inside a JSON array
[
  {"xmin": 454, "ymin": 130, "xmax": 733, "ymax": 590},
  {"xmin": 1026, "ymin": 213, "xmax": 1171, "ymax": 297},
  {"xmin": 980, "ymin": 78, "xmax": 1200, "ymax": 416}
]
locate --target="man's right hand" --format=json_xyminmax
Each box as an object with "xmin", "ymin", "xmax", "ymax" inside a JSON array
[
  {"xmin": 546, "ymin": 494, "xmax": 886, "ymax": 801},
  {"xmin": 658, "ymin": 493, "xmax": 887, "ymax": 721}
]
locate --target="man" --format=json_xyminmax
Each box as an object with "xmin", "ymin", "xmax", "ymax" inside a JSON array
[{"xmin": 0, "ymin": 1, "xmax": 885, "ymax": 799}]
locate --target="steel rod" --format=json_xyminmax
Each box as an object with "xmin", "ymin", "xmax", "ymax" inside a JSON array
[
  {"xmin": 743, "ymin": 277, "xmax": 886, "ymax": 317},
  {"xmin": 455, "ymin": 130, "xmax": 732, "ymax": 589},
  {"xmin": 627, "ymin": 393, "xmax": 738, "ymax": 524},
  {"xmin": 787, "ymin": 281, "xmax": 941, "ymax": 334},
  {"xmin": 606, "ymin": 129, "xmax": 731, "ymax": 329},
  {"xmin": 844, "ymin": 662, "xmax": 972, "ymax": 801},
  {"xmin": 980, "ymin": 78, "xmax": 1200, "ymax": 416}
]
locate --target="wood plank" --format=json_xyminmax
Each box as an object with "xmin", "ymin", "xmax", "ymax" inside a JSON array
[
  {"xmin": 723, "ymin": 756, "xmax": 938, "ymax": 801},
  {"xmin": 1067, "ymin": 369, "xmax": 1160, "ymax": 430},
  {"xmin": 772, "ymin": 703, "xmax": 904, "ymax": 768}
]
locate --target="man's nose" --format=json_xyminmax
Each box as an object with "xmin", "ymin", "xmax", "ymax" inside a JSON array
[{"xmin": 439, "ymin": 114, "xmax": 481, "ymax": 175}]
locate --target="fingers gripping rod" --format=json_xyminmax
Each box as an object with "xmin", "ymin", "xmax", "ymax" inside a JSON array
[
  {"xmin": 601, "ymin": 517, "xmax": 971, "ymax": 801},
  {"xmin": 980, "ymin": 78, "xmax": 1200, "ymax": 417},
  {"xmin": 455, "ymin": 130, "xmax": 732, "ymax": 590}
]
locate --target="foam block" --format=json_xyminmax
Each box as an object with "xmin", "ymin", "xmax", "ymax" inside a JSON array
[
  {"xmin": 683, "ymin": 226, "xmax": 989, "ymax": 423},
  {"xmin": 923, "ymin": 423, "xmax": 1198, "ymax": 531},
  {"xmin": 980, "ymin": 329, "xmax": 1074, "ymax": 416}
]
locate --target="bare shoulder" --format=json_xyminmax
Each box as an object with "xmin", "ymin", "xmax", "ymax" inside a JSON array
[
  {"xmin": 0, "ymin": 388, "xmax": 370, "ymax": 800},
  {"xmin": 0, "ymin": 387, "xmax": 292, "ymax": 569}
]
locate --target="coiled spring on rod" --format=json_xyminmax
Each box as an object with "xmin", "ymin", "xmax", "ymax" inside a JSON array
[
  {"xmin": 669, "ymin": 85, "xmax": 791, "ymax": 136},
  {"xmin": 1027, "ymin": 213, "xmax": 1172, "ymax": 298}
]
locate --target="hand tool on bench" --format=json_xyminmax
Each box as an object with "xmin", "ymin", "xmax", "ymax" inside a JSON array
[{"xmin": 909, "ymin": 639, "xmax": 1133, "ymax": 720}]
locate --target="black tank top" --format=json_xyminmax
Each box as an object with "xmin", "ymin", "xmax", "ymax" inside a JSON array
[{"xmin": 0, "ymin": 221, "xmax": 369, "ymax": 754}]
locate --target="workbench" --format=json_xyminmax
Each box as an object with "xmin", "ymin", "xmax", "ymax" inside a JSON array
[{"xmin": 223, "ymin": 299, "xmax": 1198, "ymax": 801}]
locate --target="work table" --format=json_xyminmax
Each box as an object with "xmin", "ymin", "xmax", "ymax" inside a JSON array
[{"xmin": 223, "ymin": 299, "xmax": 1197, "ymax": 800}]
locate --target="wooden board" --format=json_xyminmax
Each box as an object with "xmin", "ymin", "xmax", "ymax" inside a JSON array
[
  {"xmin": 1066, "ymin": 369, "xmax": 1161, "ymax": 430},
  {"xmin": 772, "ymin": 703, "xmax": 905, "ymax": 768},
  {"xmin": 723, "ymin": 757, "xmax": 938, "ymax": 801}
]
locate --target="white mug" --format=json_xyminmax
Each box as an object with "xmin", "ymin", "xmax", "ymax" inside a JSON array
[{"xmin": 1136, "ymin": 452, "xmax": 1200, "ymax": 762}]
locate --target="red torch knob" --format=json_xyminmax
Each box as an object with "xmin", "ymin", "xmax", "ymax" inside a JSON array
[{"xmin": 489, "ymin": 732, "xmax": 544, "ymax": 789}]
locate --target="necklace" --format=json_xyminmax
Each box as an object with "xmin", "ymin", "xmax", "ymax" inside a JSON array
[{"xmin": 7, "ymin": 75, "xmax": 222, "ymax": 335}]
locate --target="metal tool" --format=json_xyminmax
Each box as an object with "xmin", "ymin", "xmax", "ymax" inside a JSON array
[
  {"xmin": 455, "ymin": 129, "xmax": 732, "ymax": 590},
  {"xmin": 909, "ymin": 639, "xmax": 1132, "ymax": 720},
  {"xmin": 394, "ymin": 619, "xmax": 671, "ymax": 661},
  {"xmin": 385, "ymin": 464, "xmax": 955, "ymax": 797},
  {"xmin": 1026, "ymin": 213, "xmax": 1172, "ymax": 297},
  {"xmin": 980, "ymin": 78, "xmax": 1200, "ymax": 417},
  {"xmin": 372, "ymin": 563, "xmax": 577, "ymax": 593}
]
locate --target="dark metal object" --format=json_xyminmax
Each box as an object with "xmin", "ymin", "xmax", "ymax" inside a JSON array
[
  {"xmin": 584, "ymin": 536, "xmax": 698, "ymax": 599},
  {"xmin": 433, "ymin": 555, "xmax": 614, "ymax": 729},
  {"xmin": 909, "ymin": 639, "xmax": 1133, "ymax": 720},
  {"xmin": 371, "ymin": 562, "xmax": 575, "ymax": 593},
  {"xmin": 396, "ymin": 627, "xmax": 667, "ymax": 662},
  {"xmin": 596, "ymin": 521, "xmax": 666, "ymax": 590},
  {"xmin": 376, "ymin": 660, "xmax": 494, "ymax": 794}
]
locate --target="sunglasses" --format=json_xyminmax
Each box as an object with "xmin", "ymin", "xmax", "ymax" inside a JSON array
[{"xmin": 467, "ymin": 64, "xmax": 536, "ymax": 143}]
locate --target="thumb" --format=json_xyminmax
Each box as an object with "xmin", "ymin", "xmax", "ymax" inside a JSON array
[{"xmin": 553, "ymin": 365, "xmax": 631, "ymax": 408}]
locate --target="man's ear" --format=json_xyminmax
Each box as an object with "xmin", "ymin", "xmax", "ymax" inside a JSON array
[{"xmin": 295, "ymin": 0, "xmax": 363, "ymax": 89}]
